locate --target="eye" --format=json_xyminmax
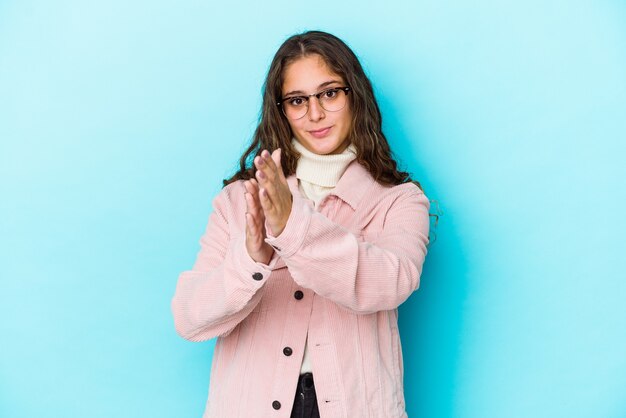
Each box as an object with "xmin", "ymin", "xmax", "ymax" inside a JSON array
[
  {"xmin": 322, "ymin": 88, "xmax": 339, "ymax": 99},
  {"xmin": 287, "ymin": 97, "xmax": 306, "ymax": 107}
]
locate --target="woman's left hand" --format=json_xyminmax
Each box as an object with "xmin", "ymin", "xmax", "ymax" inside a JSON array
[{"xmin": 254, "ymin": 149, "xmax": 292, "ymax": 237}]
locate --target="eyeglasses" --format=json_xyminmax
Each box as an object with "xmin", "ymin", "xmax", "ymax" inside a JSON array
[{"xmin": 277, "ymin": 86, "xmax": 351, "ymax": 120}]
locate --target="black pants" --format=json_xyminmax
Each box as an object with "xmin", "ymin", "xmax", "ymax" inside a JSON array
[{"xmin": 290, "ymin": 373, "xmax": 320, "ymax": 418}]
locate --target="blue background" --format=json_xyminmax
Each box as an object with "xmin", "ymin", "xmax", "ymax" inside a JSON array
[{"xmin": 1, "ymin": 1, "xmax": 625, "ymax": 417}]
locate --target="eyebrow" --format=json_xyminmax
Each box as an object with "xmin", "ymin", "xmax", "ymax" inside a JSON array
[{"xmin": 283, "ymin": 80, "xmax": 343, "ymax": 97}]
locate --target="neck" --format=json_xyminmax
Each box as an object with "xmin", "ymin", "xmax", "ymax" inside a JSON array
[{"xmin": 293, "ymin": 139, "xmax": 357, "ymax": 187}]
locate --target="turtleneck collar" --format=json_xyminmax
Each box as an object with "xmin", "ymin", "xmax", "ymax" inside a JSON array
[{"xmin": 292, "ymin": 139, "xmax": 357, "ymax": 187}]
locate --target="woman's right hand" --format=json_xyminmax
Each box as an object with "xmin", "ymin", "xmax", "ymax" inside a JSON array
[{"xmin": 244, "ymin": 179, "xmax": 274, "ymax": 264}]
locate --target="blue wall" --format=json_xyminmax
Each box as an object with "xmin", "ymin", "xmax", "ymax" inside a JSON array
[{"xmin": 1, "ymin": 1, "xmax": 625, "ymax": 417}]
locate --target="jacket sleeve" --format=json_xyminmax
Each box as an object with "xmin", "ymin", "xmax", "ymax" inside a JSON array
[
  {"xmin": 265, "ymin": 185, "xmax": 430, "ymax": 314},
  {"xmin": 171, "ymin": 185, "xmax": 274, "ymax": 342}
]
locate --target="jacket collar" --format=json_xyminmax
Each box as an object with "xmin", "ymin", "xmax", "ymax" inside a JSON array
[{"xmin": 287, "ymin": 160, "xmax": 376, "ymax": 210}]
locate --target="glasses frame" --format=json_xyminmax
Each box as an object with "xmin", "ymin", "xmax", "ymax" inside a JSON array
[{"xmin": 277, "ymin": 86, "xmax": 351, "ymax": 120}]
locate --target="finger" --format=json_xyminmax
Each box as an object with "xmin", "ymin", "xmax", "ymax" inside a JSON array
[
  {"xmin": 245, "ymin": 191, "xmax": 264, "ymax": 220},
  {"xmin": 258, "ymin": 187, "xmax": 274, "ymax": 212},
  {"xmin": 270, "ymin": 148, "xmax": 280, "ymax": 166},
  {"xmin": 261, "ymin": 149, "xmax": 280, "ymax": 177},
  {"xmin": 270, "ymin": 148, "xmax": 287, "ymax": 181},
  {"xmin": 255, "ymin": 166, "xmax": 275, "ymax": 196},
  {"xmin": 255, "ymin": 154, "xmax": 279, "ymax": 196},
  {"xmin": 248, "ymin": 178, "xmax": 260, "ymax": 193},
  {"xmin": 255, "ymin": 153, "xmax": 276, "ymax": 183},
  {"xmin": 244, "ymin": 189, "xmax": 254, "ymax": 210},
  {"xmin": 261, "ymin": 150, "xmax": 288, "ymax": 195},
  {"xmin": 254, "ymin": 163, "xmax": 266, "ymax": 182},
  {"xmin": 245, "ymin": 180, "xmax": 263, "ymax": 207},
  {"xmin": 247, "ymin": 213, "xmax": 260, "ymax": 234},
  {"xmin": 254, "ymin": 157, "xmax": 267, "ymax": 182},
  {"xmin": 245, "ymin": 212, "xmax": 262, "ymax": 239},
  {"xmin": 246, "ymin": 205, "xmax": 266, "ymax": 235},
  {"xmin": 244, "ymin": 179, "xmax": 258, "ymax": 195}
]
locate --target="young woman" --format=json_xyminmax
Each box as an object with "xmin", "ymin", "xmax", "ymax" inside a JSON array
[{"xmin": 172, "ymin": 30, "xmax": 430, "ymax": 418}]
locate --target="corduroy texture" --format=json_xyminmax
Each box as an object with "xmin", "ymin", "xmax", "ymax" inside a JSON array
[{"xmin": 171, "ymin": 160, "xmax": 430, "ymax": 418}]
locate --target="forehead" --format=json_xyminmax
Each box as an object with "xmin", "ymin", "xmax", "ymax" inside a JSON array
[{"xmin": 282, "ymin": 54, "xmax": 343, "ymax": 94}]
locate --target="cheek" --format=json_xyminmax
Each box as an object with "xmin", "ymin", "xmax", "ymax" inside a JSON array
[
  {"xmin": 340, "ymin": 109, "xmax": 353, "ymax": 131},
  {"xmin": 341, "ymin": 101, "xmax": 353, "ymax": 124},
  {"xmin": 287, "ymin": 120, "xmax": 302, "ymax": 134}
]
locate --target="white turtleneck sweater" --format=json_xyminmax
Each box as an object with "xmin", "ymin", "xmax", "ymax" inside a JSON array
[{"xmin": 291, "ymin": 139, "xmax": 357, "ymax": 374}]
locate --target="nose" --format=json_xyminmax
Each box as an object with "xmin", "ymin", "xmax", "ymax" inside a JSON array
[{"xmin": 307, "ymin": 96, "xmax": 325, "ymax": 122}]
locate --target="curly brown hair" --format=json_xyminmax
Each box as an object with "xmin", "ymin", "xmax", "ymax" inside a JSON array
[{"xmin": 224, "ymin": 30, "xmax": 420, "ymax": 190}]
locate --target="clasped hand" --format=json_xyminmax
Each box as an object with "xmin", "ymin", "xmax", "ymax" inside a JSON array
[{"xmin": 244, "ymin": 149, "xmax": 292, "ymax": 264}]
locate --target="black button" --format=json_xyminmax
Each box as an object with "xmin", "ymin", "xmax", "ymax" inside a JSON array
[
  {"xmin": 272, "ymin": 400, "xmax": 281, "ymax": 410},
  {"xmin": 294, "ymin": 290, "xmax": 304, "ymax": 300},
  {"xmin": 283, "ymin": 347, "xmax": 293, "ymax": 356},
  {"xmin": 252, "ymin": 272, "xmax": 263, "ymax": 281}
]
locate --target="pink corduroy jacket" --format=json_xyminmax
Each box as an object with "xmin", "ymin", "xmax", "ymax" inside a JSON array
[{"xmin": 171, "ymin": 160, "xmax": 430, "ymax": 418}]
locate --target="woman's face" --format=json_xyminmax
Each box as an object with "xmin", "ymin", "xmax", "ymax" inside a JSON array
[{"xmin": 281, "ymin": 54, "xmax": 352, "ymax": 155}]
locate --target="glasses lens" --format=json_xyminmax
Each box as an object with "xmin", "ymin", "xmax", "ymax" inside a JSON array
[
  {"xmin": 319, "ymin": 88, "xmax": 347, "ymax": 112},
  {"xmin": 282, "ymin": 98, "xmax": 308, "ymax": 120}
]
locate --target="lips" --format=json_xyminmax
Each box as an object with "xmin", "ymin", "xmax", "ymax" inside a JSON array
[{"xmin": 308, "ymin": 126, "xmax": 332, "ymax": 138}]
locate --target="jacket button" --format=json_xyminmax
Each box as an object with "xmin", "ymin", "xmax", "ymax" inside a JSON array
[
  {"xmin": 252, "ymin": 272, "xmax": 263, "ymax": 281},
  {"xmin": 272, "ymin": 400, "xmax": 281, "ymax": 410},
  {"xmin": 294, "ymin": 290, "xmax": 304, "ymax": 300},
  {"xmin": 283, "ymin": 347, "xmax": 293, "ymax": 356}
]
